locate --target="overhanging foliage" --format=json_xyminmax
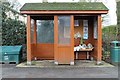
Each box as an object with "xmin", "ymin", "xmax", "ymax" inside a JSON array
[
  {"xmin": 117, "ymin": 1, "xmax": 120, "ymax": 41},
  {"xmin": 2, "ymin": 18, "xmax": 26, "ymax": 45},
  {"xmin": 2, "ymin": 2, "xmax": 26, "ymax": 46}
]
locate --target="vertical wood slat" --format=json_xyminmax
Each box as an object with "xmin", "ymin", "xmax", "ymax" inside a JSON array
[
  {"xmin": 97, "ymin": 15, "xmax": 102, "ymax": 61},
  {"xmin": 27, "ymin": 15, "xmax": 32, "ymax": 62},
  {"xmin": 33, "ymin": 19, "xmax": 37, "ymax": 44},
  {"xmin": 54, "ymin": 15, "xmax": 58, "ymax": 62},
  {"xmin": 70, "ymin": 15, "xmax": 74, "ymax": 62}
]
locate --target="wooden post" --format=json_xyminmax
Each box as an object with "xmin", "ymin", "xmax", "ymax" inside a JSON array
[
  {"xmin": 33, "ymin": 19, "xmax": 37, "ymax": 44},
  {"xmin": 97, "ymin": 15, "xmax": 102, "ymax": 64},
  {"xmin": 70, "ymin": 15, "xmax": 74, "ymax": 65},
  {"xmin": 54, "ymin": 15, "xmax": 58, "ymax": 64},
  {"xmin": 27, "ymin": 15, "xmax": 32, "ymax": 65}
]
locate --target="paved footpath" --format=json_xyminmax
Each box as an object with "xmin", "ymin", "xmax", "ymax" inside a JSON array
[{"xmin": 1, "ymin": 64, "xmax": 118, "ymax": 78}]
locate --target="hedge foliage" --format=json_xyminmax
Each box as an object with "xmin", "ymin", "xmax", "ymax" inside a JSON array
[
  {"xmin": 2, "ymin": 18, "xmax": 26, "ymax": 45},
  {"xmin": 117, "ymin": 2, "xmax": 120, "ymax": 41},
  {"xmin": 102, "ymin": 25, "xmax": 117, "ymax": 51},
  {"xmin": 2, "ymin": 2, "xmax": 26, "ymax": 46},
  {"xmin": 102, "ymin": 25, "xmax": 117, "ymax": 61}
]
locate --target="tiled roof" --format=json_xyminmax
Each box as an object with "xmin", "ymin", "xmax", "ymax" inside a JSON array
[{"xmin": 20, "ymin": 2, "xmax": 108, "ymax": 11}]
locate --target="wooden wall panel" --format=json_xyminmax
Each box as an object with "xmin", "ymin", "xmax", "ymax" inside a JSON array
[
  {"xmin": 74, "ymin": 52, "xmax": 87, "ymax": 60},
  {"xmin": 74, "ymin": 38, "xmax": 80, "ymax": 46},
  {"xmin": 31, "ymin": 44, "xmax": 35, "ymax": 59},
  {"xmin": 58, "ymin": 46, "xmax": 71, "ymax": 64},
  {"xmin": 31, "ymin": 43, "xmax": 54, "ymax": 60},
  {"xmin": 93, "ymin": 40, "xmax": 98, "ymax": 60},
  {"xmin": 74, "ymin": 20, "xmax": 83, "ymax": 36}
]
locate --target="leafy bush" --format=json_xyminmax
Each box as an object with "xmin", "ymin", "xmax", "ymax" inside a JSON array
[
  {"xmin": 2, "ymin": 18, "xmax": 26, "ymax": 45},
  {"xmin": 2, "ymin": 2, "xmax": 26, "ymax": 46},
  {"xmin": 102, "ymin": 25, "xmax": 117, "ymax": 51},
  {"xmin": 102, "ymin": 25, "xmax": 117, "ymax": 61},
  {"xmin": 117, "ymin": 2, "xmax": 120, "ymax": 41}
]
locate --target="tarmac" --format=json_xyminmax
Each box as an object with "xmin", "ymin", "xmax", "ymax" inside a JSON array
[{"xmin": 1, "ymin": 60, "xmax": 119, "ymax": 78}]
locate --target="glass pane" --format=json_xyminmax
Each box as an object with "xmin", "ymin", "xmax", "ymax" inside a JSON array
[
  {"xmin": 58, "ymin": 16, "xmax": 70, "ymax": 45},
  {"xmin": 94, "ymin": 17, "xmax": 98, "ymax": 39},
  {"xmin": 37, "ymin": 20, "xmax": 54, "ymax": 43},
  {"xmin": 31, "ymin": 19, "xmax": 34, "ymax": 43}
]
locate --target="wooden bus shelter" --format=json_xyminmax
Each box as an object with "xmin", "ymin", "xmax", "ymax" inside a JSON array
[{"xmin": 20, "ymin": 2, "xmax": 108, "ymax": 65}]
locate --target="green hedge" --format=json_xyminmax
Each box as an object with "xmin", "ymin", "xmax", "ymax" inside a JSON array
[
  {"xmin": 102, "ymin": 25, "xmax": 117, "ymax": 51},
  {"xmin": 2, "ymin": 2, "xmax": 26, "ymax": 46},
  {"xmin": 102, "ymin": 25, "xmax": 117, "ymax": 61},
  {"xmin": 2, "ymin": 18, "xmax": 26, "ymax": 46},
  {"xmin": 117, "ymin": 2, "xmax": 120, "ymax": 41}
]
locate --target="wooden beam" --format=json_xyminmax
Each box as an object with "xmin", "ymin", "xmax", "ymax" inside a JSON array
[
  {"xmin": 54, "ymin": 15, "xmax": 58, "ymax": 64},
  {"xmin": 26, "ymin": 15, "xmax": 32, "ymax": 65},
  {"xmin": 20, "ymin": 10, "xmax": 108, "ymax": 15},
  {"xmin": 70, "ymin": 15, "xmax": 74, "ymax": 65},
  {"xmin": 97, "ymin": 15, "xmax": 102, "ymax": 62},
  {"xmin": 33, "ymin": 19, "xmax": 37, "ymax": 44}
]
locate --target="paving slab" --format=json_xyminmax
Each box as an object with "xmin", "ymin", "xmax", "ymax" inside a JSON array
[{"xmin": 16, "ymin": 60, "xmax": 114, "ymax": 68}]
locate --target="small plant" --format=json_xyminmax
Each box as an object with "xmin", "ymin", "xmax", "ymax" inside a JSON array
[{"xmin": 80, "ymin": 36, "xmax": 83, "ymax": 45}]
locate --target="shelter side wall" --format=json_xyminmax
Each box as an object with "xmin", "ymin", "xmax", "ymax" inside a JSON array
[
  {"xmin": 31, "ymin": 43, "xmax": 54, "ymax": 60},
  {"xmin": 93, "ymin": 40, "xmax": 98, "ymax": 60}
]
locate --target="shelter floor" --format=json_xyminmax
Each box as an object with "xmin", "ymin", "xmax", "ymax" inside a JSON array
[{"xmin": 16, "ymin": 60, "xmax": 114, "ymax": 68}]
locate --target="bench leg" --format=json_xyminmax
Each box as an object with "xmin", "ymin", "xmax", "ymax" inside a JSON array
[
  {"xmin": 76, "ymin": 52, "xmax": 78, "ymax": 59},
  {"xmin": 86, "ymin": 52, "xmax": 89, "ymax": 60}
]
